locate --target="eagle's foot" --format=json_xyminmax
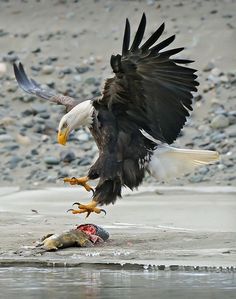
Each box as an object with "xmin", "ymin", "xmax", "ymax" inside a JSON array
[
  {"xmin": 63, "ymin": 176, "xmax": 94, "ymax": 193},
  {"xmin": 67, "ymin": 200, "xmax": 106, "ymax": 218}
]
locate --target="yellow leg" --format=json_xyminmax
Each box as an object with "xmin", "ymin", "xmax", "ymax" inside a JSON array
[
  {"xmin": 63, "ymin": 176, "xmax": 94, "ymax": 193},
  {"xmin": 67, "ymin": 200, "xmax": 106, "ymax": 218}
]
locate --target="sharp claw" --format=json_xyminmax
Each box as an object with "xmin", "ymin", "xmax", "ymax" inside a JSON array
[
  {"xmin": 67, "ymin": 208, "xmax": 74, "ymax": 213},
  {"xmin": 101, "ymin": 209, "xmax": 106, "ymax": 216},
  {"xmin": 72, "ymin": 202, "xmax": 81, "ymax": 207},
  {"xmin": 86, "ymin": 211, "xmax": 91, "ymax": 218}
]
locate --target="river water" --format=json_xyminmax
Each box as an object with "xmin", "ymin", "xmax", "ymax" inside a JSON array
[{"xmin": 0, "ymin": 267, "xmax": 235, "ymax": 299}]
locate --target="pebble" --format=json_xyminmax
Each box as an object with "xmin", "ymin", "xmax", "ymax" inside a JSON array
[
  {"xmin": 57, "ymin": 169, "xmax": 69, "ymax": 178},
  {"xmin": 42, "ymin": 65, "xmax": 54, "ymax": 75},
  {"xmin": 75, "ymin": 66, "xmax": 90, "ymax": 74},
  {"xmin": 8, "ymin": 156, "xmax": 23, "ymax": 168},
  {"xmin": 10, "ymin": 156, "xmax": 23, "ymax": 163},
  {"xmin": 3, "ymin": 52, "xmax": 18, "ymax": 63},
  {"xmin": 16, "ymin": 134, "xmax": 31, "ymax": 146},
  {"xmin": 60, "ymin": 150, "xmax": 76, "ymax": 163},
  {"xmin": 32, "ymin": 104, "xmax": 48, "ymax": 114},
  {"xmin": 3, "ymin": 144, "xmax": 20, "ymax": 151},
  {"xmin": 0, "ymin": 116, "xmax": 15, "ymax": 126},
  {"xmin": 226, "ymin": 124, "xmax": 236, "ymax": 137},
  {"xmin": 210, "ymin": 115, "xmax": 229, "ymax": 129},
  {"xmin": 189, "ymin": 174, "xmax": 204, "ymax": 183},
  {"xmin": 228, "ymin": 111, "xmax": 236, "ymax": 125},
  {"xmin": 74, "ymin": 75, "xmax": 82, "ymax": 82},
  {"xmin": 198, "ymin": 166, "xmax": 209, "ymax": 175},
  {"xmin": 47, "ymin": 175, "xmax": 57, "ymax": 183},
  {"xmin": 0, "ymin": 134, "xmax": 14, "ymax": 142},
  {"xmin": 78, "ymin": 157, "xmax": 91, "ymax": 166},
  {"xmin": 203, "ymin": 62, "xmax": 215, "ymax": 72},
  {"xmin": 210, "ymin": 132, "xmax": 225, "ymax": 143},
  {"xmin": 220, "ymin": 75, "xmax": 229, "ymax": 83},
  {"xmin": 44, "ymin": 156, "xmax": 60, "ymax": 165},
  {"xmin": 22, "ymin": 118, "xmax": 35, "ymax": 128},
  {"xmin": 211, "ymin": 67, "xmax": 222, "ymax": 76},
  {"xmin": 85, "ymin": 77, "xmax": 97, "ymax": 85},
  {"xmin": 208, "ymin": 74, "xmax": 221, "ymax": 85}
]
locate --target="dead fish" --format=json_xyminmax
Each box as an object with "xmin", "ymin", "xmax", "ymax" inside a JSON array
[
  {"xmin": 37, "ymin": 224, "xmax": 109, "ymax": 251},
  {"xmin": 40, "ymin": 230, "xmax": 94, "ymax": 250}
]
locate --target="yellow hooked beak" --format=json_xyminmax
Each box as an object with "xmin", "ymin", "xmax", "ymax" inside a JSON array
[{"xmin": 57, "ymin": 127, "xmax": 69, "ymax": 145}]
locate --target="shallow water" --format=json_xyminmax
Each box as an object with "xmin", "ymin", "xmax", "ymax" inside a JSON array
[{"xmin": 0, "ymin": 267, "xmax": 235, "ymax": 299}]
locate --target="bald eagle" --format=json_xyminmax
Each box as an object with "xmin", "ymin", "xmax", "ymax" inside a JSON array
[{"xmin": 14, "ymin": 14, "xmax": 219, "ymax": 217}]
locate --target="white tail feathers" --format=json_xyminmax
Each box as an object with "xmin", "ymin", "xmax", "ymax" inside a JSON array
[{"xmin": 148, "ymin": 145, "xmax": 220, "ymax": 181}]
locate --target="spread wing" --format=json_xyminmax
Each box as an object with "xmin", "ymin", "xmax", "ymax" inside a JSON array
[
  {"xmin": 96, "ymin": 13, "xmax": 199, "ymax": 144},
  {"xmin": 13, "ymin": 62, "xmax": 79, "ymax": 112}
]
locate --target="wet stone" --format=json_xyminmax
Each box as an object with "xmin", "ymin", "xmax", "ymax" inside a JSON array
[
  {"xmin": 60, "ymin": 150, "xmax": 76, "ymax": 163},
  {"xmin": 32, "ymin": 104, "xmax": 47, "ymax": 114},
  {"xmin": 44, "ymin": 156, "xmax": 60, "ymax": 165},
  {"xmin": 42, "ymin": 65, "xmax": 55, "ymax": 75},
  {"xmin": 189, "ymin": 174, "xmax": 204, "ymax": 183},
  {"xmin": 3, "ymin": 52, "xmax": 18, "ymax": 63},
  {"xmin": 211, "ymin": 115, "xmax": 229, "ymax": 129},
  {"xmin": 22, "ymin": 118, "xmax": 34, "ymax": 128},
  {"xmin": 75, "ymin": 66, "xmax": 90, "ymax": 74},
  {"xmin": 198, "ymin": 166, "xmax": 209, "ymax": 175},
  {"xmin": 211, "ymin": 67, "xmax": 222, "ymax": 77},
  {"xmin": 31, "ymin": 149, "xmax": 39, "ymax": 155},
  {"xmin": 33, "ymin": 124, "xmax": 46, "ymax": 134},
  {"xmin": 21, "ymin": 109, "xmax": 34, "ymax": 117},
  {"xmin": 203, "ymin": 62, "xmax": 215, "ymax": 72},
  {"xmin": 57, "ymin": 169, "xmax": 69, "ymax": 178},
  {"xmin": 210, "ymin": 132, "xmax": 226, "ymax": 143},
  {"xmin": 46, "ymin": 175, "xmax": 57, "ymax": 183},
  {"xmin": 85, "ymin": 77, "xmax": 97, "ymax": 85},
  {"xmin": 0, "ymin": 134, "xmax": 14, "ymax": 142},
  {"xmin": 226, "ymin": 124, "xmax": 236, "ymax": 137},
  {"xmin": 78, "ymin": 157, "xmax": 91, "ymax": 166},
  {"xmin": 3, "ymin": 144, "xmax": 20, "ymax": 151},
  {"xmin": 21, "ymin": 162, "xmax": 31, "ymax": 168},
  {"xmin": 39, "ymin": 112, "xmax": 50, "ymax": 119},
  {"xmin": 10, "ymin": 156, "xmax": 23, "ymax": 164}
]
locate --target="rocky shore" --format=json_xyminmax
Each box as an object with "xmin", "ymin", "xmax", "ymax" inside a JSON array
[{"xmin": 0, "ymin": 0, "xmax": 235, "ymax": 188}]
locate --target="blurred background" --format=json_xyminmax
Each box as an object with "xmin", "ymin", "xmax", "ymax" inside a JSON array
[{"xmin": 0, "ymin": 0, "xmax": 235, "ymax": 189}]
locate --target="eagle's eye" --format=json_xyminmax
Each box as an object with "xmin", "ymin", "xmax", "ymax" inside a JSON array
[{"xmin": 62, "ymin": 122, "xmax": 68, "ymax": 129}]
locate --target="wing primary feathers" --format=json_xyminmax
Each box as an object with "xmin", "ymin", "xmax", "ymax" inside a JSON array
[
  {"xmin": 13, "ymin": 62, "xmax": 53, "ymax": 100},
  {"xmin": 14, "ymin": 62, "xmax": 79, "ymax": 111},
  {"xmin": 159, "ymin": 47, "xmax": 185, "ymax": 57},
  {"xmin": 122, "ymin": 18, "xmax": 131, "ymax": 56},
  {"xmin": 100, "ymin": 15, "xmax": 200, "ymax": 144},
  {"xmin": 150, "ymin": 35, "xmax": 175, "ymax": 53},
  {"xmin": 13, "ymin": 63, "xmax": 29, "ymax": 91},
  {"xmin": 172, "ymin": 59, "xmax": 195, "ymax": 64},
  {"xmin": 141, "ymin": 22, "xmax": 165, "ymax": 51},
  {"xmin": 130, "ymin": 13, "xmax": 146, "ymax": 52}
]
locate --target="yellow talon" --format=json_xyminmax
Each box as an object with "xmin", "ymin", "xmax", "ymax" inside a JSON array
[
  {"xmin": 67, "ymin": 200, "xmax": 106, "ymax": 218},
  {"xmin": 63, "ymin": 176, "xmax": 94, "ymax": 193}
]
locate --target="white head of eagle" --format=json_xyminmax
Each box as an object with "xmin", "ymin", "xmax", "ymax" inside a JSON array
[{"xmin": 57, "ymin": 100, "xmax": 94, "ymax": 145}]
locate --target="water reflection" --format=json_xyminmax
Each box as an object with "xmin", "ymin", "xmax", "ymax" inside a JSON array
[{"xmin": 0, "ymin": 267, "xmax": 235, "ymax": 299}]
